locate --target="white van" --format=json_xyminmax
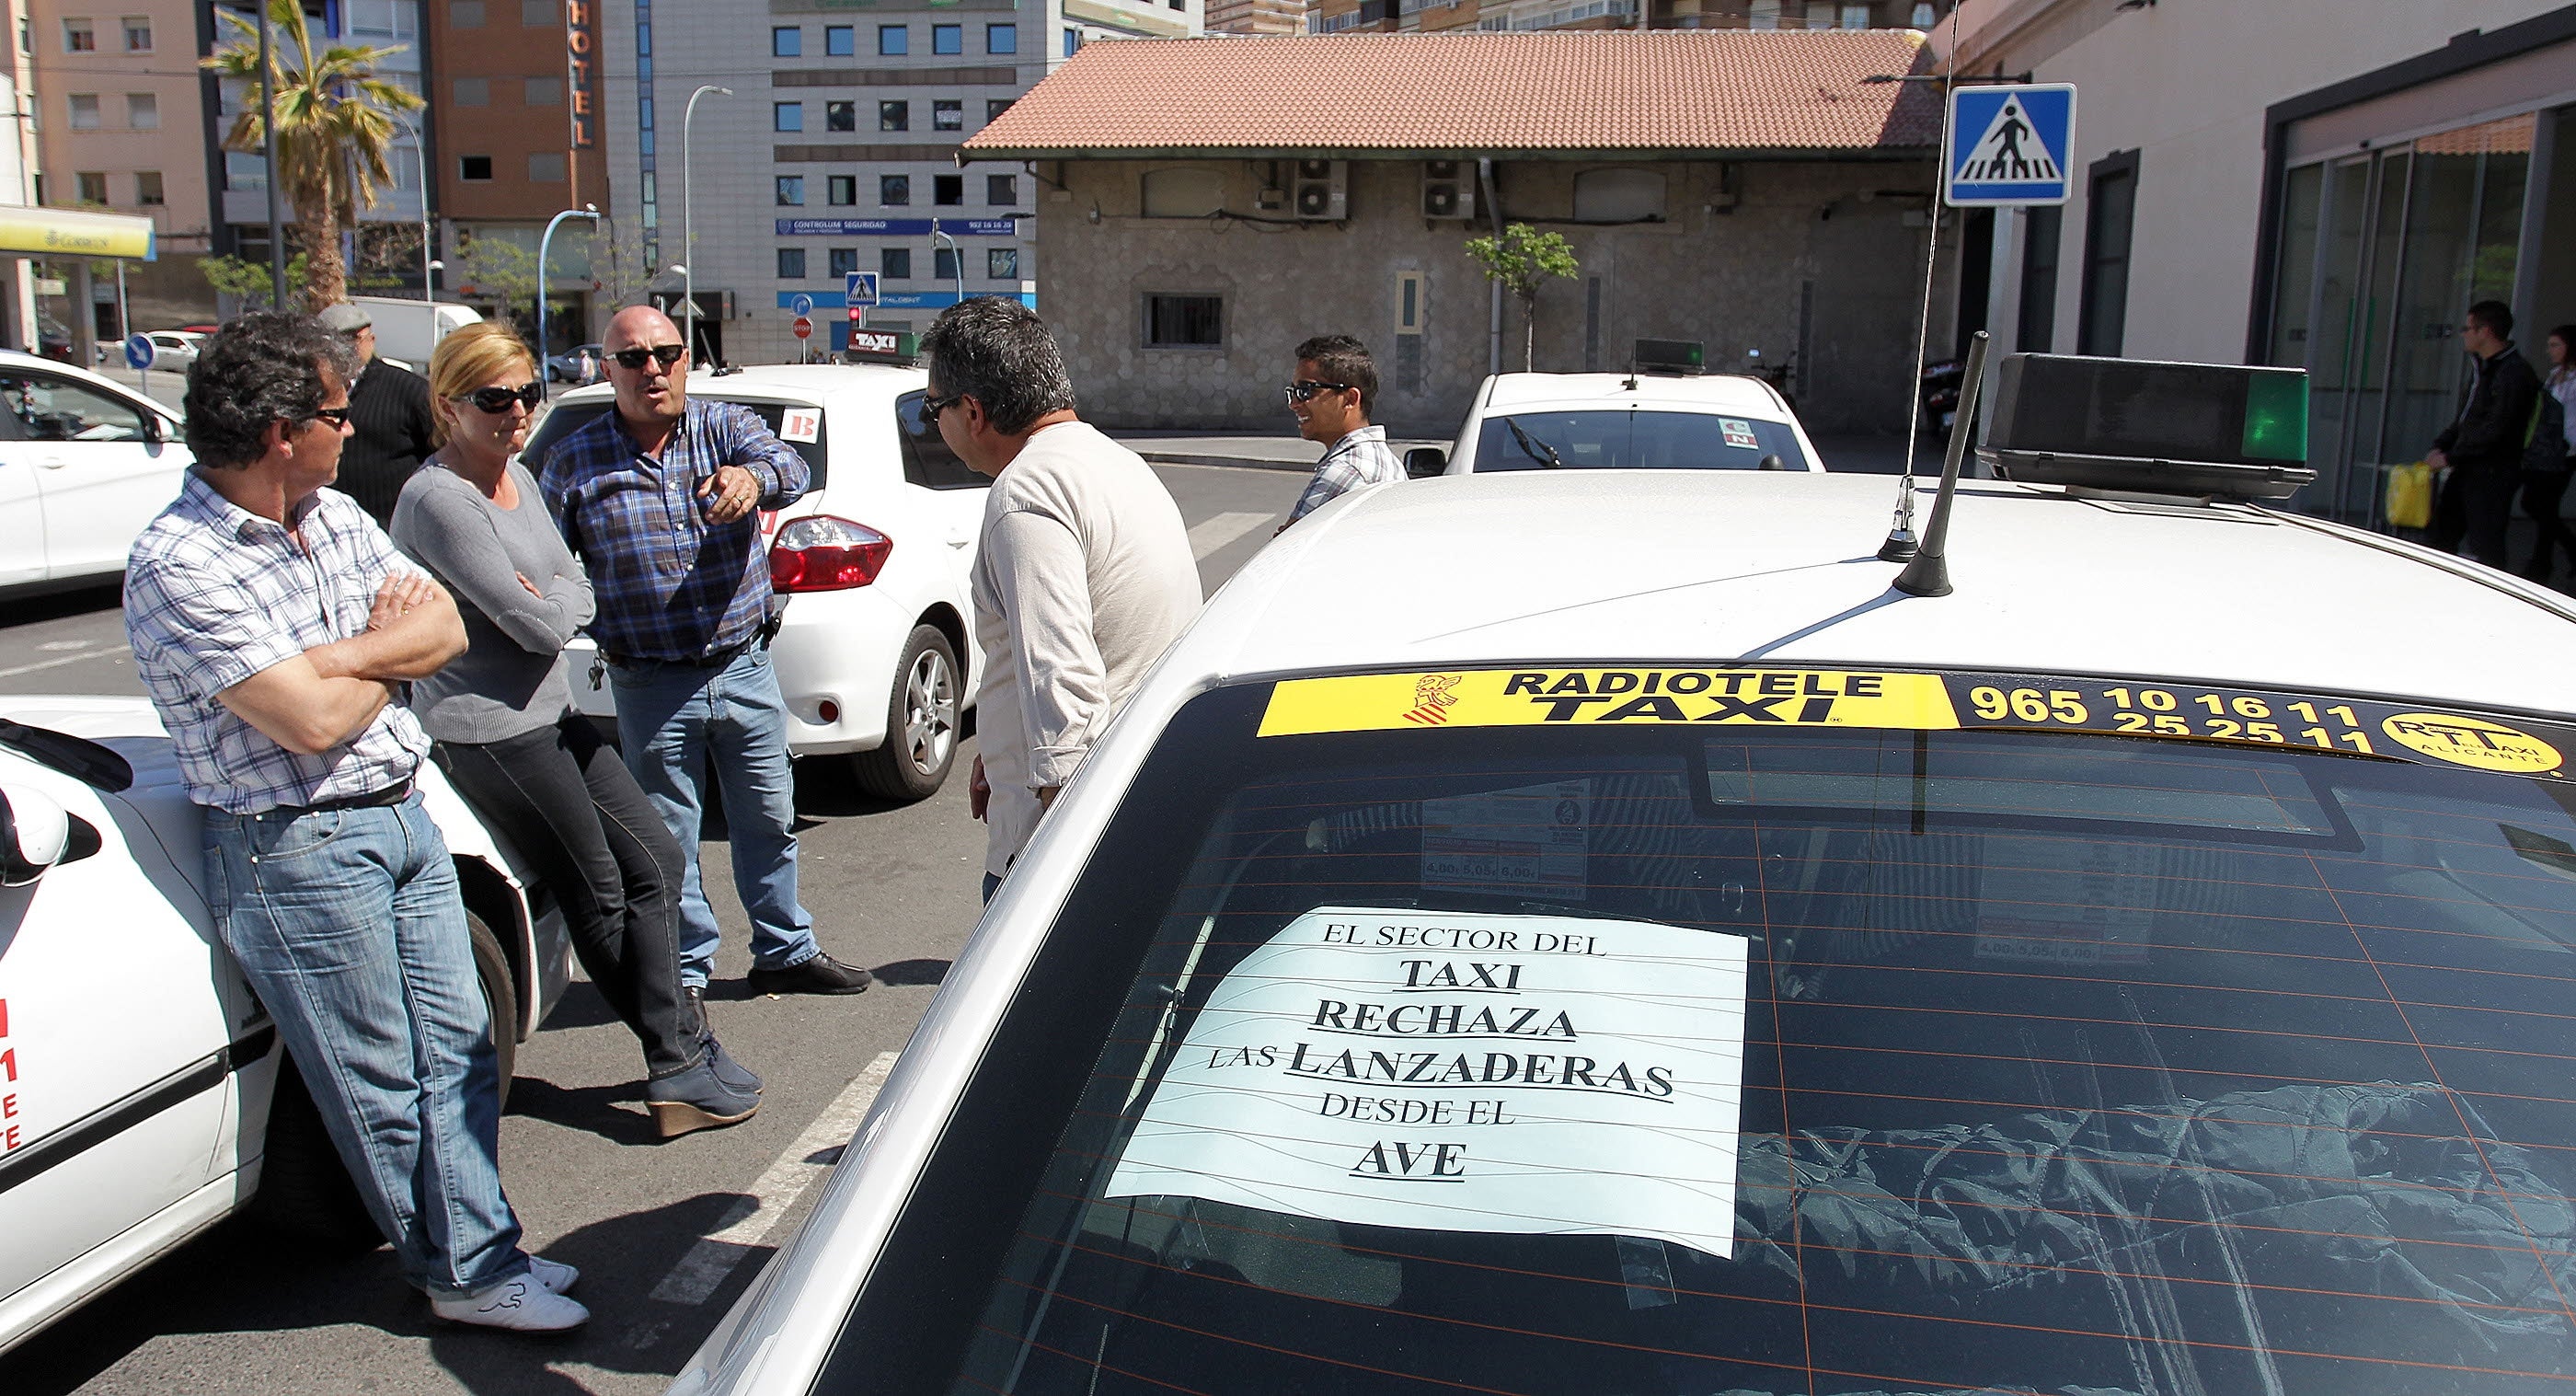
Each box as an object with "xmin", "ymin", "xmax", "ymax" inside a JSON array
[{"xmin": 345, "ymin": 295, "xmax": 481, "ymax": 369}]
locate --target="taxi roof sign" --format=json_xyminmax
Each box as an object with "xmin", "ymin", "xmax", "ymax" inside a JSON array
[
  {"xmin": 844, "ymin": 329, "xmax": 916, "ymax": 363},
  {"xmin": 1945, "ymin": 84, "xmax": 2076, "ymax": 207},
  {"xmin": 1983, "ymin": 355, "xmax": 2315, "ymax": 501}
]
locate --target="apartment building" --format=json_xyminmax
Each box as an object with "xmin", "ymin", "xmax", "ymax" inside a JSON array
[
  {"xmin": 29, "ymin": 0, "xmax": 211, "ymax": 331},
  {"xmin": 1310, "ymin": 0, "xmax": 1949, "ymax": 36},
  {"xmin": 1207, "ymin": 0, "xmax": 1301, "ymax": 35},
  {"xmin": 598, "ymin": 0, "xmax": 1200, "ymax": 367}
]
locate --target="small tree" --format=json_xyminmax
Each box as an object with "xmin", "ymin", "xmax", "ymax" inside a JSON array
[
  {"xmin": 1464, "ymin": 223, "xmax": 1579, "ymax": 371},
  {"xmin": 201, "ymin": 252, "xmax": 310, "ymax": 310},
  {"xmin": 450, "ymin": 234, "xmax": 542, "ymax": 328}
]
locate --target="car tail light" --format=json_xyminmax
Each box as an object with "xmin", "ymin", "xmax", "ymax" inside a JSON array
[{"xmin": 770, "ymin": 514, "xmax": 891, "ymax": 592}]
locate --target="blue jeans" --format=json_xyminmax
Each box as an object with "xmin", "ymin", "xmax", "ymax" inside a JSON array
[
  {"xmin": 608, "ymin": 640, "xmax": 820, "ymax": 987},
  {"xmin": 202, "ymin": 794, "xmax": 527, "ymax": 1299}
]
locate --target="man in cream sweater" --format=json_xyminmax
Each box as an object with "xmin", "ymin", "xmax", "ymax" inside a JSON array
[{"xmin": 921, "ymin": 298, "xmax": 1202, "ymax": 899}]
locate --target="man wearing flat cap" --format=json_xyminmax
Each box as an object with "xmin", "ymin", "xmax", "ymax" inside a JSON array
[{"xmin": 317, "ymin": 301, "xmax": 437, "ymax": 525}]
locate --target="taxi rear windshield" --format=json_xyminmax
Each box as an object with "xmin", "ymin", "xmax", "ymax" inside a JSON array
[
  {"xmin": 1476, "ymin": 409, "xmax": 1808, "ymax": 471},
  {"xmin": 827, "ymin": 682, "xmax": 2576, "ymax": 1396}
]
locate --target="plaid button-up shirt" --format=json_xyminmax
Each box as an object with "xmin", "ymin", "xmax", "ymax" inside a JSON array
[
  {"xmin": 125, "ymin": 473, "xmax": 432, "ymax": 813},
  {"xmin": 1286, "ymin": 424, "xmax": 1404, "ymax": 524},
  {"xmin": 537, "ymin": 398, "xmax": 809, "ymax": 663}
]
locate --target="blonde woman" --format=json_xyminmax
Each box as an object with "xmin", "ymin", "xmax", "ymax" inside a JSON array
[{"xmin": 391, "ymin": 323, "xmax": 762, "ymax": 1138}]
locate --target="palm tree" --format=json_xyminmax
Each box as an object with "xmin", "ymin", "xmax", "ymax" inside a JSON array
[{"xmin": 203, "ymin": 0, "xmax": 421, "ymax": 310}]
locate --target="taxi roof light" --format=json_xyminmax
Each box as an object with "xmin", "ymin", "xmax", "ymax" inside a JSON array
[
  {"xmin": 1980, "ymin": 355, "xmax": 2314, "ymax": 502},
  {"xmin": 1630, "ymin": 339, "xmax": 1706, "ymax": 376}
]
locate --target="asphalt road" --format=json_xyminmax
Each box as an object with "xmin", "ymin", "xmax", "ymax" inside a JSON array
[{"xmin": 0, "ymin": 461, "xmax": 1306, "ymax": 1396}]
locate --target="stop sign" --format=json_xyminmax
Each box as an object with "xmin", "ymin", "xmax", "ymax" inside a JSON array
[{"xmin": 792, "ymin": 315, "xmax": 813, "ymax": 340}]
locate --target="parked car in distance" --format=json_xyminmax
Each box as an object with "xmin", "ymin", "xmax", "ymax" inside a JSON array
[
  {"xmin": 0, "ymin": 349, "xmax": 189, "ymax": 598},
  {"xmin": 1407, "ymin": 352, "xmax": 1823, "ymax": 479},
  {"xmin": 546, "ymin": 343, "xmax": 604, "ymax": 384},
  {"xmin": 139, "ymin": 330, "xmax": 205, "ymax": 372},
  {"xmin": 521, "ymin": 359, "xmax": 987, "ymax": 800}
]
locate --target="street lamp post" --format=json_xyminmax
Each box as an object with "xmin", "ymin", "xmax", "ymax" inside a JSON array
[
  {"xmin": 397, "ymin": 115, "xmax": 433, "ymax": 307},
  {"xmin": 681, "ymin": 85, "xmax": 730, "ymax": 364},
  {"xmin": 258, "ymin": 4, "xmax": 285, "ymax": 307},
  {"xmin": 931, "ymin": 221, "xmax": 964, "ymax": 308},
  {"xmin": 537, "ymin": 203, "xmax": 601, "ymax": 400}
]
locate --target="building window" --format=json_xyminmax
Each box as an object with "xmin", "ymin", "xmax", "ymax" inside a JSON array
[
  {"xmin": 933, "ymin": 247, "xmax": 959, "ymax": 282},
  {"xmin": 2017, "ymin": 204, "xmax": 2062, "ymax": 353},
  {"xmin": 828, "ymin": 174, "xmax": 857, "ymax": 205},
  {"xmin": 987, "ymin": 174, "xmax": 1017, "ymax": 205},
  {"xmin": 774, "ymin": 101, "xmax": 803, "ymax": 133},
  {"xmin": 987, "ymin": 22, "xmax": 1017, "ymax": 53},
  {"xmin": 135, "ymin": 169, "xmax": 162, "ymax": 205},
  {"xmin": 2077, "ymin": 150, "xmax": 2138, "ymax": 358},
  {"xmin": 987, "ymin": 248, "xmax": 1018, "ymax": 280},
  {"xmin": 459, "ymin": 154, "xmax": 494, "ymax": 181},
  {"xmin": 63, "ymin": 18, "xmax": 93, "ymax": 52},
  {"xmin": 988, "ymin": 98, "xmax": 1014, "ymax": 122},
  {"xmin": 880, "ymin": 100, "xmax": 908, "ymax": 132},
  {"xmin": 1063, "ymin": 27, "xmax": 1079, "ymax": 57},
  {"xmin": 125, "ymin": 93, "xmax": 156, "ymax": 130},
  {"xmin": 825, "ymin": 100, "xmax": 855, "ymax": 133},
  {"xmin": 932, "ymin": 22, "xmax": 960, "ymax": 53},
  {"xmin": 1840, "ymin": 4, "xmax": 1869, "ymax": 27},
  {"xmin": 67, "ymin": 94, "xmax": 98, "ymax": 130},
  {"xmin": 825, "ymin": 24, "xmax": 854, "ymax": 55},
  {"xmin": 454, "ymin": 76, "xmax": 490, "ymax": 107},
  {"xmin": 776, "ymin": 176, "xmax": 807, "ymax": 205},
  {"xmin": 75, "ymin": 171, "xmax": 108, "ymax": 204},
  {"xmin": 778, "ymin": 248, "xmax": 807, "ymax": 280},
  {"xmin": 879, "ymin": 24, "xmax": 906, "ymax": 54},
  {"xmin": 1911, "ymin": 1, "xmax": 1935, "ymax": 24},
  {"xmin": 453, "ymin": 0, "xmax": 486, "ymax": 25},
  {"xmin": 829, "ymin": 248, "xmax": 858, "ymax": 279},
  {"xmin": 933, "ymin": 174, "xmax": 962, "ymax": 205},
  {"xmin": 525, "ymin": 76, "xmax": 563, "ymax": 105},
  {"xmin": 521, "ymin": 0, "xmax": 556, "ymax": 23},
  {"xmin": 121, "ymin": 15, "xmax": 150, "ymax": 52},
  {"xmin": 933, "ymin": 100, "xmax": 961, "ymax": 132},
  {"xmin": 1748, "ymin": 0, "xmax": 1777, "ymax": 28},
  {"xmin": 772, "ymin": 25, "xmax": 799, "ymax": 56},
  {"xmin": 880, "ymin": 174, "xmax": 910, "ymax": 206},
  {"xmin": 882, "ymin": 248, "xmax": 911, "ymax": 280},
  {"xmin": 1144, "ymin": 294, "xmax": 1223, "ymax": 349},
  {"xmin": 529, "ymin": 152, "xmax": 566, "ymax": 181}
]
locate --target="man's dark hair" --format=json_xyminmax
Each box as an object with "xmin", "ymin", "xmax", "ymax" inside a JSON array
[
  {"xmin": 182, "ymin": 312, "xmax": 360, "ymax": 470},
  {"xmin": 2467, "ymin": 300, "xmax": 2515, "ymax": 340},
  {"xmin": 920, "ymin": 296, "xmax": 1075, "ymax": 434},
  {"xmin": 1294, "ymin": 334, "xmax": 1377, "ymax": 418}
]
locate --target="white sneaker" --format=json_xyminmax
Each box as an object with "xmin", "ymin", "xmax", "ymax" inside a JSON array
[
  {"xmin": 528, "ymin": 1256, "xmax": 580, "ymax": 1295},
  {"xmin": 430, "ymin": 1275, "xmax": 590, "ymax": 1333}
]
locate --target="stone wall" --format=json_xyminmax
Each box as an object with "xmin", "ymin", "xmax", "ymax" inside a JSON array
[{"xmin": 1033, "ymin": 156, "xmax": 1938, "ymax": 438}]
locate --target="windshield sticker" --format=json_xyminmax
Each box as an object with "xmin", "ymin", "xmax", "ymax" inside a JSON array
[
  {"xmin": 1719, "ymin": 418, "xmax": 1759, "ymax": 450},
  {"xmin": 1260, "ymin": 670, "xmax": 2575, "ymax": 778},
  {"xmin": 778, "ymin": 408, "xmax": 822, "ymax": 443},
  {"xmin": 1104, "ymin": 906, "xmax": 1750, "ymax": 1260},
  {"xmin": 1420, "ymin": 780, "xmax": 1592, "ymax": 903}
]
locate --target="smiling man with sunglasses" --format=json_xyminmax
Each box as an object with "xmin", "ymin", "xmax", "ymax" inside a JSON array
[
  {"xmin": 537, "ymin": 306, "xmax": 874, "ymax": 998},
  {"xmin": 1280, "ymin": 334, "xmax": 1401, "ymax": 533}
]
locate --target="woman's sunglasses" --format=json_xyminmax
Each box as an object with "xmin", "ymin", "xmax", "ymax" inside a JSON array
[
  {"xmin": 454, "ymin": 382, "xmax": 545, "ymax": 414},
  {"xmin": 610, "ymin": 343, "xmax": 688, "ymax": 371}
]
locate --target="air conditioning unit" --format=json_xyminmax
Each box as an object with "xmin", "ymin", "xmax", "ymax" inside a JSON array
[
  {"xmin": 1421, "ymin": 159, "xmax": 1476, "ymax": 220},
  {"xmin": 1292, "ymin": 158, "xmax": 1348, "ymax": 221}
]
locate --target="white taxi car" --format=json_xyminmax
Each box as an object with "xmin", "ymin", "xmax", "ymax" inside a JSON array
[
  {"xmin": 523, "ymin": 361, "xmax": 985, "ymax": 800},
  {"xmin": 0, "ymin": 697, "xmax": 569, "ymax": 1356},
  {"xmin": 0, "ymin": 349, "xmax": 190, "ymax": 598},
  {"xmin": 673, "ymin": 357, "xmax": 2576, "ymax": 1395},
  {"xmin": 1409, "ymin": 355, "xmax": 1823, "ymax": 479}
]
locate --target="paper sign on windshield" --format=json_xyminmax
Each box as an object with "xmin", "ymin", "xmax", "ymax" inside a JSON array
[
  {"xmin": 1104, "ymin": 906, "xmax": 1751, "ymax": 1259},
  {"xmin": 1719, "ymin": 418, "xmax": 1759, "ymax": 450},
  {"xmin": 779, "ymin": 408, "xmax": 822, "ymax": 443}
]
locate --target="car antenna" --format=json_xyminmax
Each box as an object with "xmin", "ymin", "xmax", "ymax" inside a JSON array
[{"xmin": 1891, "ymin": 329, "xmax": 1990, "ymax": 598}]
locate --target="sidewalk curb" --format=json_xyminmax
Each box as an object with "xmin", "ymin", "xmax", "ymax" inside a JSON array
[{"xmin": 1133, "ymin": 450, "xmax": 1318, "ymax": 473}]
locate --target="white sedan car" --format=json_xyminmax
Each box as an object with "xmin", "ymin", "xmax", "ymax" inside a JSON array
[
  {"xmin": 1409, "ymin": 367, "xmax": 1824, "ymax": 478},
  {"xmin": 0, "ymin": 696, "xmax": 570, "ymax": 1356},
  {"xmin": 0, "ymin": 349, "xmax": 189, "ymax": 598},
  {"xmin": 523, "ymin": 363, "xmax": 985, "ymax": 800}
]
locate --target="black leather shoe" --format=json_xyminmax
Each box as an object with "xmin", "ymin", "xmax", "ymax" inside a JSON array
[{"xmin": 745, "ymin": 952, "xmax": 875, "ymax": 996}]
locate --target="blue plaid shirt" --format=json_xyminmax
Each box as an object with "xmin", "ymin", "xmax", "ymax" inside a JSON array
[
  {"xmin": 537, "ymin": 398, "xmax": 809, "ymax": 662},
  {"xmin": 1287, "ymin": 425, "xmax": 1404, "ymax": 524},
  {"xmin": 125, "ymin": 473, "xmax": 432, "ymax": 813}
]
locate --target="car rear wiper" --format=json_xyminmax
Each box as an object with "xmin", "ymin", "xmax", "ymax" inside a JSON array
[
  {"xmin": 1505, "ymin": 417, "xmax": 1564, "ymax": 468},
  {"xmin": 0, "ymin": 718, "xmax": 133, "ymax": 792}
]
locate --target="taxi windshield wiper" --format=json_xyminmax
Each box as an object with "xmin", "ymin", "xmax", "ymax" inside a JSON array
[{"xmin": 1504, "ymin": 417, "xmax": 1564, "ymax": 469}]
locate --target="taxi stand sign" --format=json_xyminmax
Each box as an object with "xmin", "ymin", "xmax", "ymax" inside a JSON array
[{"xmin": 1945, "ymin": 83, "xmax": 2076, "ymax": 207}]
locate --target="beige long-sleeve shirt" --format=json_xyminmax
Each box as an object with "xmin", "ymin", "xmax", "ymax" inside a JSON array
[{"xmin": 972, "ymin": 421, "xmax": 1202, "ymax": 875}]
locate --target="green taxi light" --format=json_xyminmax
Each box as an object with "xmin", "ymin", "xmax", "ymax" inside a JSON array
[{"xmin": 2240, "ymin": 372, "xmax": 2309, "ymax": 462}]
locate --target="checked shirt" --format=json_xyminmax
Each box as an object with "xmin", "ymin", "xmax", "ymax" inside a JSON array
[{"xmin": 1287, "ymin": 424, "xmax": 1404, "ymax": 525}]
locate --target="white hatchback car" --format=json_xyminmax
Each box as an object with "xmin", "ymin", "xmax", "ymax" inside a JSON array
[
  {"xmin": 0, "ymin": 349, "xmax": 189, "ymax": 598},
  {"xmin": 1412, "ymin": 367, "xmax": 1824, "ymax": 478},
  {"xmin": 523, "ymin": 363, "xmax": 987, "ymax": 800},
  {"xmin": 674, "ymin": 363, "xmax": 2576, "ymax": 1395},
  {"xmin": 0, "ymin": 696, "xmax": 570, "ymax": 1356}
]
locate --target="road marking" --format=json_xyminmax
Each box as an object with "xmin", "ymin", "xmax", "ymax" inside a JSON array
[
  {"xmin": 1188, "ymin": 511, "xmax": 1271, "ymax": 560},
  {"xmin": 38, "ymin": 639, "xmax": 94, "ymax": 652},
  {"xmin": 648, "ymin": 1049, "xmax": 899, "ymax": 1307},
  {"xmin": 0, "ymin": 648, "xmax": 127, "ymax": 680}
]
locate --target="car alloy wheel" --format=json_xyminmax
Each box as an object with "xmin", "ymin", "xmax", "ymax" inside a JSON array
[
  {"xmin": 853, "ymin": 624, "xmax": 961, "ymax": 802},
  {"xmin": 904, "ymin": 644, "xmax": 958, "ymax": 777}
]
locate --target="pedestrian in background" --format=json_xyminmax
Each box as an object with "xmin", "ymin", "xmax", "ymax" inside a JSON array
[
  {"xmin": 316, "ymin": 301, "xmax": 437, "ymax": 526},
  {"xmin": 1279, "ymin": 334, "xmax": 1402, "ymax": 533},
  {"xmin": 123, "ymin": 312, "xmax": 585, "ymax": 1332},
  {"xmin": 538, "ymin": 306, "xmax": 874, "ymax": 998},
  {"xmin": 2532, "ymin": 323, "xmax": 2576, "ymax": 583},
  {"xmin": 921, "ymin": 297, "xmax": 1201, "ymax": 900},
  {"xmin": 2429, "ymin": 299, "xmax": 2541, "ymax": 569},
  {"xmin": 393, "ymin": 322, "xmax": 763, "ymax": 1138}
]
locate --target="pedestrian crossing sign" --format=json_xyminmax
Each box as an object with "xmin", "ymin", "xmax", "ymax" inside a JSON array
[{"xmin": 1946, "ymin": 84, "xmax": 2076, "ymax": 207}]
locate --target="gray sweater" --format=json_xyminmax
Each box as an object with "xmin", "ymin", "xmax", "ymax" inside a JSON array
[{"xmin": 390, "ymin": 458, "xmax": 595, "ymax": 743}]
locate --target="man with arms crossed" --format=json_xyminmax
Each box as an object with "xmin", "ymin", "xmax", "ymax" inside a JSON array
[
  {"xmin": 922, "ymin": 297, "xmax": 1201, "ymax": 899},
  {"xmin": 124, "ymin": 313, "xmax": 585, "ymax": 1332}
]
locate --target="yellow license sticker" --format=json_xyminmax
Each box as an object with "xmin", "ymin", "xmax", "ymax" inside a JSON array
[
  {"xmin": 1257, "ymin": 668, "xmax": 1961, "ymax": 737},
  {"xmin": 2379, "ymin": 712, "xmax": 2565, "ymax": 774}
]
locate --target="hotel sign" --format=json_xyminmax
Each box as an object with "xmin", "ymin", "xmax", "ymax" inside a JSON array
[{"xmin": 567, "ymin": 0, "xmax": 598, "ymax": 149}]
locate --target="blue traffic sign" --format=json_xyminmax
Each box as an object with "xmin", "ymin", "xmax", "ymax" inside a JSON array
[
  {"xmin": 788, "ymin": 292, "xmax": 815, "ymax": 317},
  {"xmin": 845, "ymin": 271, "xmax": 879, "ymax": 307},
  {"xmin": 122, "ymin": 331, "xmax": 155, "ymax": 371},
  {"xmin": 1946, "ymin": 84, "xmax": 2076, "ymax": 207}
]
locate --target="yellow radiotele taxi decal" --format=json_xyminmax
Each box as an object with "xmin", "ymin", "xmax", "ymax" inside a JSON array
[
  {"xmin": 2379, "ymin": 712, "xmax": 2564, "ymax": 774},
  {"xmin": 1257, "ymin": 669, "xmax": 1961, "ymax": 737}
]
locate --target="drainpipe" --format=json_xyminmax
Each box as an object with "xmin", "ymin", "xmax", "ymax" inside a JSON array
[{"xmin": 1478, "ymin": 157, "xmax": 1503, "ymax": 374}]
